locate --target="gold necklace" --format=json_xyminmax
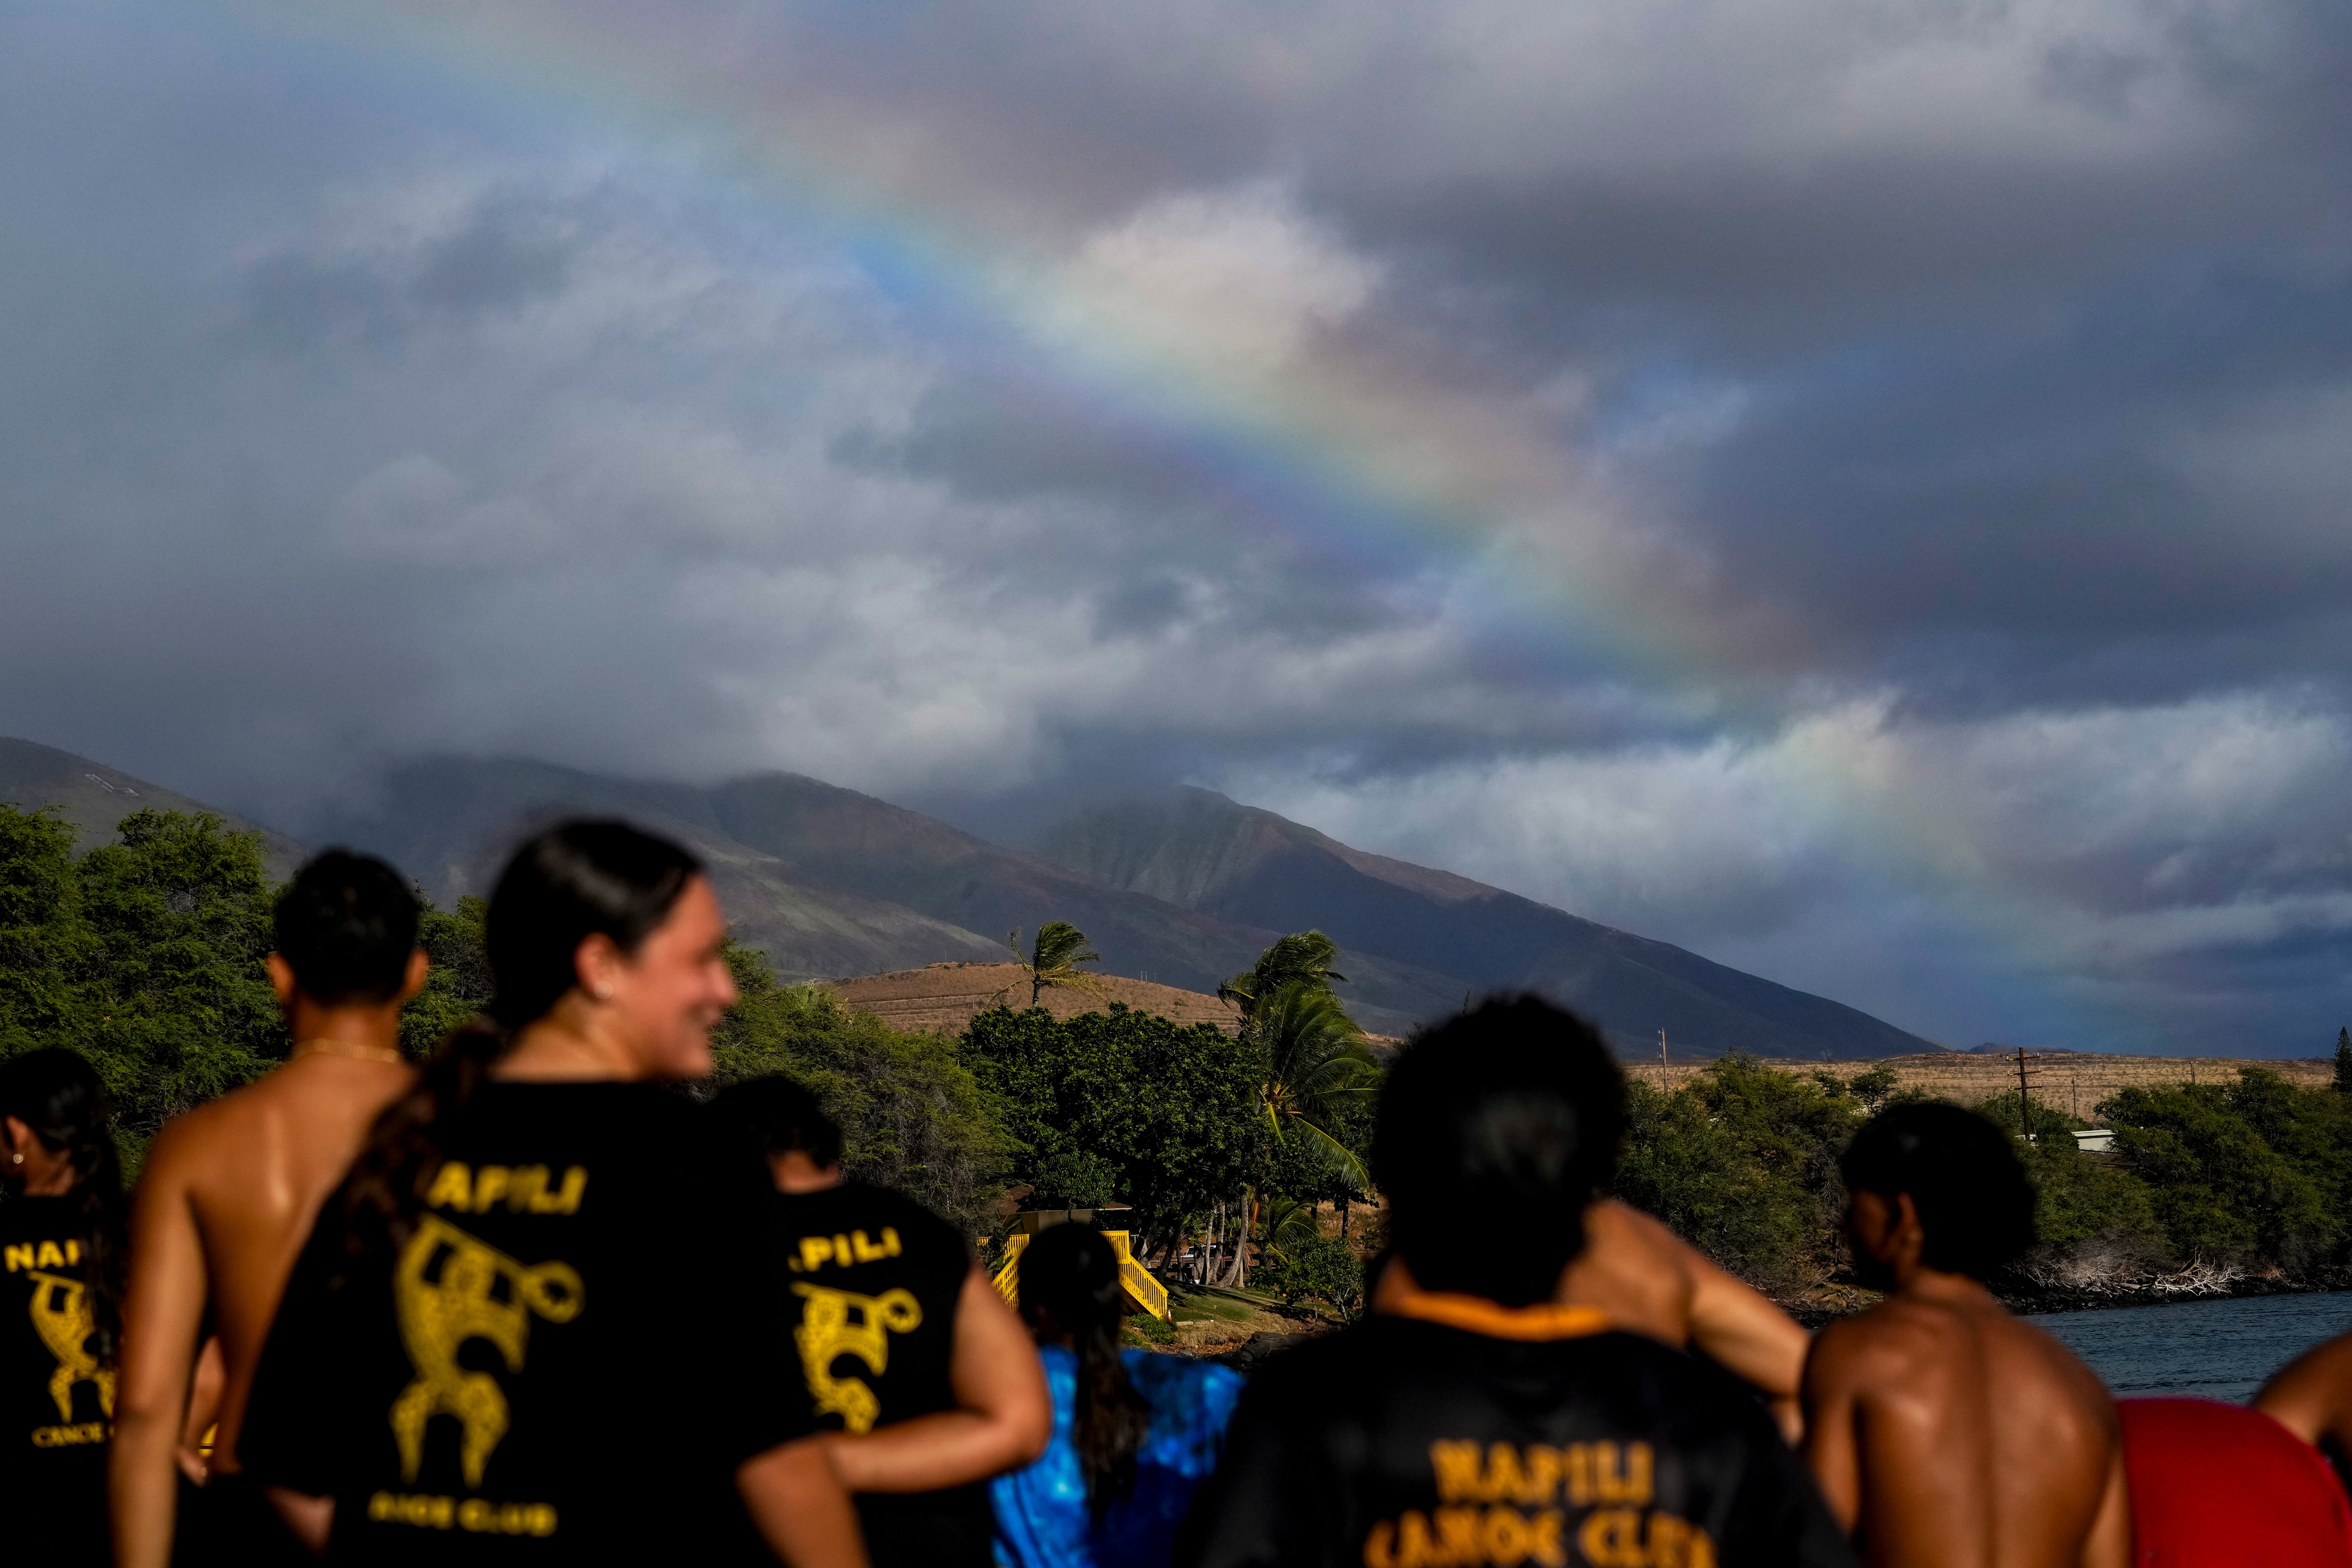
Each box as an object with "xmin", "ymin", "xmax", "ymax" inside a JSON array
[{"xmin": 291, "ymin": 1039, "xmax": 407, "ymax": 1065}]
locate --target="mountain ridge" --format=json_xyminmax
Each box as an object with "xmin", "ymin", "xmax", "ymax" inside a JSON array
[
  {"xmin": 1032, "ymin": 785, "xmax": 1938, "ymax": 1059},
  {"xmin": 1, "ymin": 735, "xmax": 1937, "ymax": 1056},
  {"xmin": 0, "ymin": 737, "xmax": 306, "ymax": 880}
]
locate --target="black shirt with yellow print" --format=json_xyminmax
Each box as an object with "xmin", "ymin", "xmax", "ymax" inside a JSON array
[
  {"xmin": 0, "ymin": 1196, "xmax": 112, "ymax": 1567},
  {"xmin": 1175, "ymin": 1293, "xmax": 1858, "ymax": 1568},
  {"xmin": 242, "ymin": 1083, "xmax": 810, "ymax": 1566},
  {"xmin": 772, "ymin": 1180, "xmax": 986, "ymax": 1568}
]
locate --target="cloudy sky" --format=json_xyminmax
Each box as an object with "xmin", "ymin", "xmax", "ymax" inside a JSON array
[{"xmin": 3, "ymin": 0, "xmax": 2348, "ymax": 1053}]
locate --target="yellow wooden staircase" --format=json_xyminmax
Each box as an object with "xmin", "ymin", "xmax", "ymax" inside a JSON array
[{"xmin": 991, "ymin": 1213, "xmax": 1170, "ymax": 1322}]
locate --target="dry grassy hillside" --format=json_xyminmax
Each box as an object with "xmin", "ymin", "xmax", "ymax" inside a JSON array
[
  {"xmin": 819, "ymin": 966, "xmax": 2323, "ymax": 1112},
  {"xmin": 1637, "ymin": 1051, "xmax": 2331, "ymax": 1118},
  {"xmin": 820, "ymin": 961, "xmax": 1239, "ymax": 1036}
]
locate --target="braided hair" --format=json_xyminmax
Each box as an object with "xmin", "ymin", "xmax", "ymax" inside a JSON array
[
  {"xmin": 0, "ymin": 1051, "xmax": 127, "ymax": 1363},
  {"xmin": 1016, "ymin": 1224, "xmax": 1150, "ymax": 1518}
]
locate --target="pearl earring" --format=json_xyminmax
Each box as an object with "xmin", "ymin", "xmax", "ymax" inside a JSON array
[{"xmin": 10, "ymin": 1154, "xmax": 20, "ymax": 1166}]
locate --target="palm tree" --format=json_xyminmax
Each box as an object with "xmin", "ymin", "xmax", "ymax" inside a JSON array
[
  {"xmin": 1208, "ymin": 932, "xmax": 1372, "ymax": 1289},
  {"xmin": 1256, "ymin": 1192, "xmax": 1327, "ymax": 1263},
  {"xmin": 1007, "ymin": 920, "xmax": 1104, "ymax": 1006},
  {"xmin": 1217, "ymin": 929, "xmax": 1346, "ymax": 1024},
  {"xmin": 1251, "ymin": 981, "xmax": 1379, "ymax": 1191}
]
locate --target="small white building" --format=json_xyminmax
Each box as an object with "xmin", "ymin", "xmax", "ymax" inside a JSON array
[{"xmin": 2072, "ymin": 1128, "xmax": 2116, "ymax": 1154}]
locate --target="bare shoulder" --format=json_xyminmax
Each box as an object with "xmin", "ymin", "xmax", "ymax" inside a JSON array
[
  {"xmin": 1997, "ymin": 1313, "xmax": 2116, "ymax": 1414},
  {"xmin": 1586, "ymin": 1201, "xmax": 1701, "ymax": 1299},
  {"xmin": 140, "ymin": 1082, "xmax": 261, "ymax": 1179},
  {"xmin": 1811, "ymin": 1297, "xmax": 1966, "ymax": 1385},
  {"xmin": 1597, "ymin": 1198, "xmax": 1696, "ymax": 1264},
  {"xmin": 147, "ymin": 1058, "xmax": 412, "ymax": 1191}
]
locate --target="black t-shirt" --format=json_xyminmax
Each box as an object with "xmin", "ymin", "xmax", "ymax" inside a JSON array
[
  {"xmin": 0, "ymin": 1195, "xmax": 111, "ymax": 1565},
  {"xmin": 770, "ymin": 1181, "xmax": 985, "ymax": 1568},
  {"xmin": 1174, "ymin": 1314, "xmax": 1859, "ymax": 1568},
  {"xmin": 242, "ymin": 1083, "xmax": 810, "ymax": 1567}
]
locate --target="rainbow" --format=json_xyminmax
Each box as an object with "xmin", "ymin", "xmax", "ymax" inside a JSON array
[{"xmin": 193, "ymin": 0, "xmax": 2146, "ymax": 1048}]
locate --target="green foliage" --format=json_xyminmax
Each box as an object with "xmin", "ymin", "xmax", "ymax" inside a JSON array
[
  {"xmin": 1257, "ymin": 1192, "xmax": 1324, "ymax": 1254},
  {"xmin": 1618, "ymin": 1054, "xmax": 2352, "ymax": 1284},
  {"xmin": 398, "ymin": 895, "xmax": 491, "ymax": 1055},
  {"xmin": 0, "ymin": 807, "xmax": 89, "ymax": 1055},
  {"xmin": 1122, "ymin": 1312, "xmax": 1178, "ymax": 1348},
  {"xmin": 714, "ymin": 943, "xmax": 1011, "ymax": 1239},
  {"xmin": 0, "ymin": 807, "xmax": 285, "ymax": 1130},
  {"xmin": 1845, "ymin": 1063, "xmax": 1900, "ymax": 1114},
  {"xmin": 1616, "ymin": 1051, "xmax": 1860, "ymax": 1286},
  {"xmin": 1968, "ymin": 1090, "xmax": 2165, "ymax": 1249},
  {"xmin": 2335, "ymin": 1027, "xmax": 2351, "ymax": 1095},
  {"xmin": 2097, "ymin": 1070, "xmax": 2350, "ymax": 1265},
  {"xmin": 1217, "ymin": 930, "xmax": 1346, "ymax": 1020},
  {"xmin": 1259, "ymin": 1231, "xmax": 1364, "ymax": 1320},
  {"xmin": 1008, "ymin": 921, "xmax": 1103, "ymax": 1007},
  {"xmin": 1250, "ymin": 982, "xmax": 1378, "ymax": 1190},
  {"xmin": 965, "ymin": 1002, "xmax": 1259, "ymax": 1256}
]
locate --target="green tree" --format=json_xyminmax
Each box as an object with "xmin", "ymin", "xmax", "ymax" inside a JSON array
[
  {"xmin": 715, "ymin": 944, "xmax": 1010, "ymax": 1239},
  {"xmin": 1846, "ymin": 1062, "xmax": 1900, "ymax": 1114},
  {"xmin": 2101, "ymin": 1074, "xmax": 2341, "ymax": 1264},
  {"xmin": 73, "ymin": 811, "xmax": 282, "ymax": 1130},
  {"xmin": 1217, "ymin": 930, "xmax": 1345, "ymax": 1022},
  {"xmin": 965, "ymin": 1002, "xmax": 1259, "ymax": 1261},
  {"xmin": 1615, "ymin": 1052, "xmax": 1861, "ymax": 1286},
  {"xmin": 1249, "ymin": 982, "xmax": 1378, "ymax": 1190},
  {"xmin": 1259, "ymin": 1231, "xmax": 1365, "ymax": 1320},
  {"xmin": 398, "ymin": 895, "xmax": 491, "ymax": 1056},
  {"xmin": 1972, "ymin": 1089, "xmax": 2164, "ymax": 1249},
  {"xmin": 1257, "ymin": 1192, "xmax": 1326, "ymax": 1258},
  {"xmin": 0, "ymin": 807, "xmax": 92, "ymax": 1056},
  {"xmin": 2334, "ymin": 1027, "xmax": 2352, "ymax": 1095},
  {"xmin": 1008, "ymin": 921, "xmax": 1103, "ymax": 1006}
]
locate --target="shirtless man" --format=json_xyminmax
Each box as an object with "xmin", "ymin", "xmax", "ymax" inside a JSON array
[
  {"xmin": 1373, "ymin": 1198, "xmax": 1812, "ymax": 1440},
  {"xmin": 110, "ymin": 850, "xmax": 426, "ymax": 1568},
  {"xmin": 1803, "ymin": 1103, "xmax": 2129, "ymax": 1568}
]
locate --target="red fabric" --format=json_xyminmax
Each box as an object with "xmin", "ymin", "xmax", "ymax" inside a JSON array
[{"xmin": 2120, "ymin": 1397, "xmax": 2352, "ymax": 1566}]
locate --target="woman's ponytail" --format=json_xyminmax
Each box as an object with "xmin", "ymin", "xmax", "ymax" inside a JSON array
[{"xmin": 1015, "ymin": 1223, "xmax": 1150, "ymax": 1518}]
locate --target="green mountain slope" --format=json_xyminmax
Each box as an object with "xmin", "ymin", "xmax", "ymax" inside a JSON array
[
  {"xmin": 305, "ymin": 758, "xmax": 1007, "ymax": 983},
  {"xmin": 0, "ymin": 738, "xmax": 305, "ymax": 880},
  {"xmin": 1032, "ymin": 786, "xmax": 1937, "ymax": 1059},
  {"xmin": 4, "ymin": 736, "xmax": 1938, "ymax": 1055}
]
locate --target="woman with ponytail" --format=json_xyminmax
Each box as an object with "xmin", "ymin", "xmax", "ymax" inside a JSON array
[
  {"xmin": 238, "ymin": 820, "xmax": 863, "ymax": 1568},
  {"xmin": 0, "ymin": 1048, "xmax": 128, "ymax": 1568},
  {"xmin": 991, "ymin": 1224, "xmax": 1242, "ymax": 1568}
]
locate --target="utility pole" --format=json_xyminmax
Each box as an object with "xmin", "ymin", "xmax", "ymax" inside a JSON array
[
  {"xmin": 2012, "ymin": 1045, "xmax": 2039, "ymax": 1143},
  {"xmin": 1659, "ymin": 1028, "xmax": 1670, "ymax": 1093}
]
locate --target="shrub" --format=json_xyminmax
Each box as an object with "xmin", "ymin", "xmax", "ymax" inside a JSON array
[{"xmin": 1259, "ymin": 1231, "xmax": 1365, "ymax": 1320}]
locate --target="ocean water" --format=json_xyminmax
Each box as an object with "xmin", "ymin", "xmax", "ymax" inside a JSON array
[{"xmin": 2030, "ymin": 1291, "xmax": 2352, "ymax": 1404}]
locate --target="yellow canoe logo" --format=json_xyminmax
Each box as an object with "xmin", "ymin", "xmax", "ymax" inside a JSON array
[
  {"xmin": 26, "ymin": 1270, "xmax": 112, "ymax": 1424},
  {"xmin": 391, "ymin": 1215, "xmax": 583, "ymax": 1488},
  {"xmin": 791, "ymin": 1284, "xmax": 921, "ymax": 1433}
]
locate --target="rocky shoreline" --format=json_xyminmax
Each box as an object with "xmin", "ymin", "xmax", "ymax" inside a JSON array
[
  {"xmin": 1765, "ymin": 1235, "xmax": 2352, "ymax": 1326},
  {"xmin": 1992, "ymin": 1233, "xmax": 2351, "ymax": 1315},
  {"xmin": 1999, "ymin": 1264, "xmax": 2352, "ymax": 1316}
]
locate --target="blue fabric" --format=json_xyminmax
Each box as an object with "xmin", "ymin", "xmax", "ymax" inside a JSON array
[{"xmin": 992, "ymin": 1346, "xmax": 1245, "ymax": 1568}]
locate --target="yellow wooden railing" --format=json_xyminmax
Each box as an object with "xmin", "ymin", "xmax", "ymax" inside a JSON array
[{"xmin": 992, "ymin": 1228, "xmax": 1170, "ymax": 1321}]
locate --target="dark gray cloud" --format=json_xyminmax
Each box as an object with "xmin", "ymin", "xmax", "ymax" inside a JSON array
[{"xmin": 1, "ymin": 0, "xmax": 2348, "ymax": 1052}]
